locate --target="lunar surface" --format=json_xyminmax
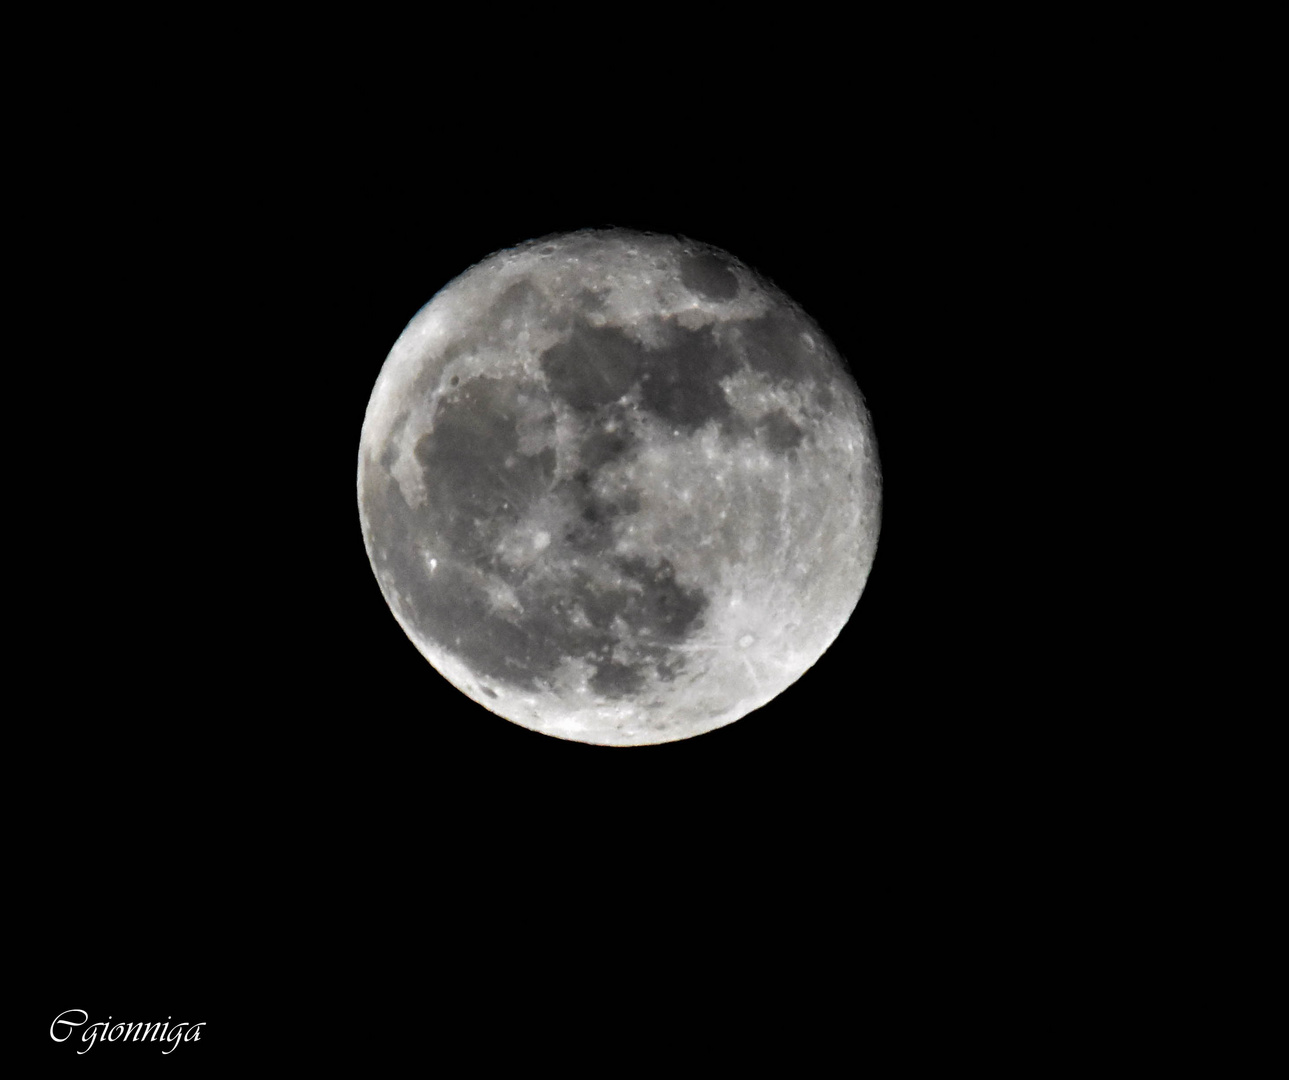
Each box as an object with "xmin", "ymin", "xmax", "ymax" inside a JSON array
[{"xmin": 358, "ymin": 229, "xmax": 881, "ymax": 746}]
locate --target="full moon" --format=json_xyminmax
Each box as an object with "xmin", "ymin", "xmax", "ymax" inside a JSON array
[{"xmin": 357, "ymin": 229, "xmax": 881, "ymax": 746}]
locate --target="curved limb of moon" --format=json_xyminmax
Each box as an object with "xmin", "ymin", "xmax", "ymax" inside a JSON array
[{"xmin": 358, "ymin": 229, "xmax": 880, "ymax": 746}]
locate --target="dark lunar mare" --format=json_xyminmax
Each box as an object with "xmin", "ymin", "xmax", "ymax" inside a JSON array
[
  {"xmin": 365, "ymin": 374, "xmax": 709, "ymax": 701},
  {"xmin": 413, "ymin": 376, "xmax": 556, "ymax": 564},
  {"xmin": 637, "ymin": 323, "xmax": 741, "ymax": 433},
  {"xmin": 757, "ymin": 408, "xmax": 805, "ymax": 451},
  {"xmin": 542, "ymin": 309, "xmax": 847, "ymax": 445},
  {"xmin": 539, "ymin": 324, "xmax": 644, "ymax": 411},
  {"xmin": 541, "ymin": 317, "xmax": 745, "ymax": 436},
  {"xmin": 364, "ymin": 287, "xmax": 856, "ymax": 705},
  {"xmin": 678, "ymin": 251, "xmax": 739, "ymax": 300},
  {"xmin": 737, "ymin": 309, "xmax": 833, "ymax": 386}
]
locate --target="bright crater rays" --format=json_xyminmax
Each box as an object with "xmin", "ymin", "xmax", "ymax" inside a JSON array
[{"xmin": 357, "ymin": 229, "xmax": 881, "ymax": 746}]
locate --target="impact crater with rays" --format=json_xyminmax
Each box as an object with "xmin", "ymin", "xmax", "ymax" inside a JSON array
[{"xmin": 358, "ymin": 228, "xmax": 881, "ymax": 745}]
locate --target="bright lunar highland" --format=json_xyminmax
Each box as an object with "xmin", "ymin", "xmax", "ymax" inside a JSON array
[{"xmin": 358, "ymin": 229, "xmax": 881, "ymax": 746}]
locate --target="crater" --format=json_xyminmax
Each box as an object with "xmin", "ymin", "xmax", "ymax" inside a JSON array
[{"xmin": 679, "ymin": 251, "xmax": 739, "ymax": 301}]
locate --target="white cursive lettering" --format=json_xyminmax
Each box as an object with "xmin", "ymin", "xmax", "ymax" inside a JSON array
[
  {"xmin": 80, "ymin": 1021, "xmax": 108, "ymax": 1053},
  {"xmin": 49, "ymin": 1009, "xmax": 86, "ymax": 1042},
  {"xmin": 50, "ymin": 1011, "xmax": 206, "ymax": 1053}
]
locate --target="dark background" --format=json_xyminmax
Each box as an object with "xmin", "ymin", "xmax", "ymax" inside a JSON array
[{"xmin": 22, "ymin": 40, "xmax": 1067, "ymax": 1067}]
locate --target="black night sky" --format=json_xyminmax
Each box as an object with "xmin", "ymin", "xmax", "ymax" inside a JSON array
[{"xmin": 25, "ymin": 58, "xmax": 1051, "ymax": 1068}]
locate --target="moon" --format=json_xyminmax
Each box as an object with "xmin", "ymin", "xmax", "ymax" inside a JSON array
[{"xmin": 357, "ymin": 229, "xmax": 880, "ymax": 746}]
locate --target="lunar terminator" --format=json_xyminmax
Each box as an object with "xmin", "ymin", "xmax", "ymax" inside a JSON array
[{"xmin": 358, "ymin": 229, "xmax": 880, "ymax": 745}]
